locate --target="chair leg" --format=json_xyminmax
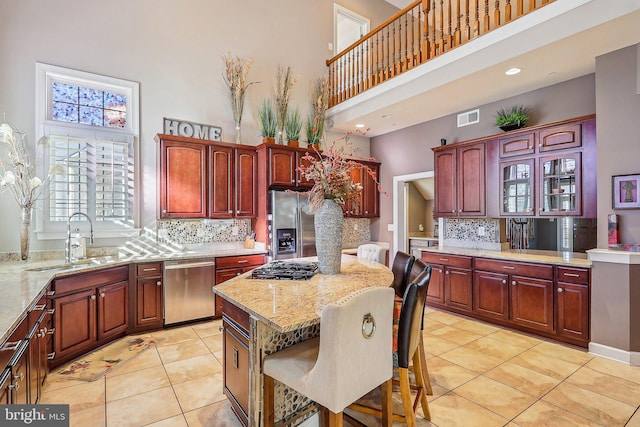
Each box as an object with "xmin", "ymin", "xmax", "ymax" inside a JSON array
[
  {"xmin": 381, "ymin": 379, "xmax": 392, "ymax": 427},
  {"xmin": 326, "ymin": 410, "xmax": 343, "ymax": 427},
  {"xmin": 263, "ymin": 374, "xmax": 275, "ymax": 427},
  {"xmin": 398, "ymin": 367, "xmax": 417, "ymax": 427},
  {"xmin": 412, "ymin": 352, "xmax": 431, "ymax": 421},
  {"xmin": 418, "ymin": 334, "xmax": 434, "ymax": 396}
]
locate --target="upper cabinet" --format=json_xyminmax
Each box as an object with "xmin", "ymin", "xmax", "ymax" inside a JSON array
[
  {"xmin": 436, "ymin": 115, "xmax": 596, "ymax": 219},
  {"xmin": 344, "ymin": 160, "xmax": 381, "ymax": 218},
  {"xmin": 496, "ymin": 117, "xmax": 595, "ymax": 218},
  {"xmin": 157, "ymin": 134, "xmax": 257, "ymax": 219},
  {"xmin": 434, "ymin": 141, "xmax": 485, "ymax": 218}
]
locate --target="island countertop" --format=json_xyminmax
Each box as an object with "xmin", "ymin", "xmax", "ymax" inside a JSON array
[{"xmin": 212, "ymin": 255, "xmax": 394, "ymax": 333}]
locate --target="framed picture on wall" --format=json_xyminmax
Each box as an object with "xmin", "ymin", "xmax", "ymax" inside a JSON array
[{"xmin": 612, "ymin": 174, "xmax": 640, "ymax": 209}]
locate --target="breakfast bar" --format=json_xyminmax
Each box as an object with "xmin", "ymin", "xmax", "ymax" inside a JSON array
[{"xmin": 212, "ymin": 255, "xmax": 394, "ymax": 427}]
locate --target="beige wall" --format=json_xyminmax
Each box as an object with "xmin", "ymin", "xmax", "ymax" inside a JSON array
[
  {"xmin": 595, "ymin": 44, "xmax": 640, "ymax": 248},
  {"xmin": 0, "ymin": 0, "xmax": 398, "ymax": 253},
  {"xmin": 370, "ymin": 74, "xmax": 596, "ymax": 244}
]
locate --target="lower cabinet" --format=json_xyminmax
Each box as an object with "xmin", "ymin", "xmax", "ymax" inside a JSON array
[
  {"xmin": 51, "ymin": 266, "xmax": 129, "ymax": 368},
  {"xmin": 421, "ymin": 253, "xmax": 473, "ymax": 313},
  {"xmin": 130, "ymin": 262, "xmax": 163, "ymax": 333},
  {"xmin": 214, "ymin": 254, "xmax": 266, "ymax": 318},
  {"xmin": 221, "ymin": 299, "xmax": 250, "ymax": 427},
  {"xmin": 423, "ymin": 252, "xmax": 590, "ymax": 347}
]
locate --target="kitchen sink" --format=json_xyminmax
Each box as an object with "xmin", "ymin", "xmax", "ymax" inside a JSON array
[{"xmin": 26, "ymin": 258, "xmax": 110, "ymax": 272}]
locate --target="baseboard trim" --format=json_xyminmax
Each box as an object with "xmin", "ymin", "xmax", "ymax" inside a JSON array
[{"xmin": 589, "ymin": 342, "xmax": 640, "ymax": 366}]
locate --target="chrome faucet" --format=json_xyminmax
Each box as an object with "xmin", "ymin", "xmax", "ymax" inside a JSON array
[{"xmin": 65, "ymin": 212, "xmax": 94, "ymax": 263}]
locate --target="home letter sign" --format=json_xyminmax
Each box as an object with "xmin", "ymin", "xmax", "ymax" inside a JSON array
[{"xmin": 163, "ymin": 118, "xmax": 222, "ymax": 141}]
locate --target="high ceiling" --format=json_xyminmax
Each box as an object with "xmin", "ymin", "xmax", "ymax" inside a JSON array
[{"xmin": 328, "ymin": 0, "xmax": 640, "ymax": 137}]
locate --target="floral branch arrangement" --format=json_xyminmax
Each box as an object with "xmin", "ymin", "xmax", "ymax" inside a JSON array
[
  {"xmin": 306, "ymin": 76, "xmax": 329, "ymax": 147},
  {"xmin": 222, "ymin": 53, "xmax": 258, "ymax": 142},
  {"xmin": 298, "ymin": 129, "xmax": 383, "ymax": 214},
  {"xmin": 0, "ymin": 121, "xmax": 63, "ymax": 210},
  {"xmin": 274, "ymin": 65, "xmax": 296, "ymax": 144}
]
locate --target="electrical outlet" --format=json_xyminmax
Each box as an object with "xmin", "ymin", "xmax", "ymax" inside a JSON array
[
  {"xmin": 232, "ymin": 226, "xmax": 239, "ymax": 236},
  {"xmin": 478, "ymin": 226, "xmax": 485, "ymax": 236},
  {"xmin": 354, "ymin": 223, "xmax": 359, "ymax": 231},
  {"xmin": 196, "ymin": 228, "xmax": 205, "ymax": 237}
]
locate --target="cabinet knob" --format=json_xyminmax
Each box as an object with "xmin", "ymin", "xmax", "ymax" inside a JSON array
[
  {"xmin": 156, "ymin": 281, "xmax": 162, "ymax": 286},
  {"xmin": 236, "ymin": 272, "xmax": 241, "ymax": 276},
  {"xmin": 511, "ymin": 280, "xmax": 516, "ymax": 286},
  {"xmin": 502, "ymin": 279, "xmax": 507, "ymax": 284},
  {"xmin": 90, "ymin": 295, "xmax": 96, "ymax": 300},
  {"xmin": 47, "ymin": 352, "xmax": 55, "ymax": 360},
  {"xmin": 13, "ymin": 372, "xmax": 24, "ymax": 382},
  {"xmin": 452, "ymin": 209, "xmax": 456, "ymax": 213},
  {"xmin": 228, "ymin": 210, "xmax": 233, "ymax": 214},
  {"xmin": 100, "ymin": 292, "xmax": 106, "ymax": 298},
  {"xmin": 445, "ymin": 271, "xmax": 450, "ymax": 275},
  {"xmin": 558, "ymin": 288, "xmax": 564, "ymax": 293}
]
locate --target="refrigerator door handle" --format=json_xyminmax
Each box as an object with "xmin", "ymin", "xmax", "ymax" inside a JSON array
[{"xmin": 295, "ymin": 205, "xmax": 302, "ymax": 258}]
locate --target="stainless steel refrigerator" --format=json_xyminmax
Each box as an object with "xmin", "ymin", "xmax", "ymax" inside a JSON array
[{"xmin": 268, "ymin": 190, "xmax": 316, "ymax": 260}]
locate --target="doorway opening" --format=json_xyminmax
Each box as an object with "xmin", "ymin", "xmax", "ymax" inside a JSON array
[
  {"xmin": 392, "ymin": 171, "xmax": 436, "ymax": 260},
  {"xmin": 334, "ymin": 4, "xmax": 370, "ymax": 54}
]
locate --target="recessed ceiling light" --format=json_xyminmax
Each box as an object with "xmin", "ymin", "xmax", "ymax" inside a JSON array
[
  {"xmin": 381, "ymin": 114, "xmax": 391, "ymax": 119},
  {"xmin": 505, "ymin": 67, "xmax": 521, "ymax": 76},
  {"xmin": 355, "ymin": 123, "xmax": 365, "ymax": 128}
]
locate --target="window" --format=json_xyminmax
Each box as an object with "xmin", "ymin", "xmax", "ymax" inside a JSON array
[{"xmin": 35, "ymin": 63, "xmax": 140, "ymax": 238}]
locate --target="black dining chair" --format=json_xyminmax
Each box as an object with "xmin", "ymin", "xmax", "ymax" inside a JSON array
[{"xmin": 390, "ymin": 251, "xmax": 415, "ymax": 297}]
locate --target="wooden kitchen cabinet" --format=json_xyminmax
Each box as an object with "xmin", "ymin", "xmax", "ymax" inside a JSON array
[
  {"xmin": 130, "ymin": 262, "xmax": 163, "ymax": 333},
  {"xmin": 500, "ymin": 158, "xmax": 535, "ymax": 216},
  {"xmin": 51, "ymin": 266, "xmax": 129, "ymax": 368},
  {"xmin": 27, "ymin": 289, "xmax": 52, "ymax": 404},
  {"xmin": 158, "ymin": 139, "xmax": 208, "ymax": 218},
  {"xmin": 421, "ymin": 253, "xmax": 473, "ymax": 313},
  {"xmin": 267, "ymin": 146, "xmax": 297, "ymax": 187},
  {"xmin": 433, "ymin": 142, "xmax": 485, "ymax": 217},
  {"xmin": 157, "ymin": 134, "xmax": 257, "ymax": 219},
  {"xmin": 214, "ymin": 255, "xmax": 266, "ymax": 318},
  {"xmin": 510, "ymin": 275, "xmax": 554, "ymax": 333},
  {"xmin": 556, "ymin": 267, "xmax": 590, "ymax": 343},
  {"xmin": 473, "ymin": 270, "xmax": 509, "ymax": 321},
  {"xmin": 222, "ymin": 299, "xmax": 251, "ymax": 427},
  {"xmin": 538, "ymin": 152, "xmax": 581, "ymax": 216}
]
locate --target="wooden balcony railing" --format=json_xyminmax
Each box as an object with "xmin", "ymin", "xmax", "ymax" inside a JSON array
[{"xmin": 326, "ymin": 0, "xmax": 555, "ymax": 107}]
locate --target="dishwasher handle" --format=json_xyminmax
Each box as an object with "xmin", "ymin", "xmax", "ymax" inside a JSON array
[{"xmin": 164, "ymin": 260, "xmax": 216, "ymax": 270}]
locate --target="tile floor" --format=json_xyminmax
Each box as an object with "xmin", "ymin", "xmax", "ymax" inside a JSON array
[{"xmin": 40, "ymin": 308, "xmax": 640, "ymax": 427}]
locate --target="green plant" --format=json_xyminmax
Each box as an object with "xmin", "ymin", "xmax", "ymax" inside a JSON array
[
  {"xmin": 306, "ymin": 76, "xmax": 329, "ymax": 146},
  {"xmin": 258, "ymin": 99, "xmax": 277, "ymax": 138},
  {"xmin": 274, "ymin": 65, "xmax": 296, "ymax": 144},
  {"xmin": 285, "ymin": 108, "xmax": 302, "ymax": 141},
  {"xmin": 495, "ymin": 105, "xmax": 530, "ymax": 128}
]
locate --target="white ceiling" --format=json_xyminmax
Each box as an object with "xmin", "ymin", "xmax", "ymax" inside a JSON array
[{"xmin": 328, "ymin": 0, "xmax": 640, "ymax": 137}]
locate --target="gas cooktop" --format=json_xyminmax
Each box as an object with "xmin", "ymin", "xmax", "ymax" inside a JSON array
[{"xmin": 251, "ymin": 261, "xmax": 319, "ymax": 281}]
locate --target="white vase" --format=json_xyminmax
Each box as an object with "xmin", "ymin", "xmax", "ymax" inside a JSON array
[
  {"xmin": 20, "ymin": 206, "xmax": 31, "ymax": 261},
  {"xmin": 314, "ymin": 199, "xmax": 343, "ymax": 275}
]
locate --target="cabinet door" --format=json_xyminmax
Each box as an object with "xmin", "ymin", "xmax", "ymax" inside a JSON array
[
  {"xmin": 434, "ymin": 148, "xmax": 457, "ymax": 217},
  {"xmin": 159, "ymin": 141, "xmax": 207, "ymax": 218},
  {"xmin": 136, "ymin": 277, "xmax": 163, "ymax": 328},
  {"xmin": 235, "ymin": 148, "xmax": 257, "ymax": 217},
  {"xmin": 346, "ymin": 165, "xmax": 364, "ymax": 216},
  {"xmin": 425, "ymin": 263, "xmax": 445, "ymax": 304},
  {"xmin": 538, "ymin": 123, "xmax": 582, "ymax": 152},
  {"xmin": 54, "ymin": 289, "xmax": 96, "ymax": 360},
  {"xmin": 215, "ymin": 268, "xmax": 246, "ymax": 318},
  {"xmin": 458, "ymin": 143, "xmax": 485, "ymax": 217},
  {"xmin": 10, "ymin": 350, "xmax": 28, "ymax": 404},
  {"xmin": 539, "ymin": 152, "xmax": 581, "ymax": 216},
  {"xmin": 209, "ymin": 145, "xmax": 234, "ymax": 218},
  {"xmin": 499, "ymin": 132, "xmax": 535, "ymax": 158},
  {"xmin": 223, "ymin": 319, "xmax": 250, "ymax": 424},
  {"xmin": 510, "ymin": 276, "xmax": 554, "ymax": 333},
  {"xmin": 500, "ymin": 159, "xmax": 534, "ymax": 216},
  {"xmin": 473, "ymin": 271, "xmax": 509, "ymax": 321},
  {"xmin": 556, "ymin": 282, "xmax": 589, "ymax": 342},
  {"xmin": 363, "ymin": 162, "xmax": 380, "ymax": 218},
  {"xmin": 297, "ymin": 150, "xmax": 318, "ymax": 189},
  {"xmin": 97, "ymin": 281, "xmax": 128, "ymax": 341},
  {"xmin": 445, "ymin": 267, "xmax": 473, "ymax": 312},
  {"xmin": 269, "ymin": 148, "xmax": 296, "ymax": 187},
  {"xmin": 0, "ymin": 370, "xmax": 10, "ymax": 404}
]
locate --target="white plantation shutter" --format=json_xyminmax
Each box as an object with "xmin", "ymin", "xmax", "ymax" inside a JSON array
[
  {"xmin": 48, "ymin": 135, "xmax": 89, "ymax": 221},
  {"xmin": 93, "ymin": 138, "xmax": 133, "ymax": 222}
]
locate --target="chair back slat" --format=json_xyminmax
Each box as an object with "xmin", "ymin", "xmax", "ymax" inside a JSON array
[{"xmin": 396, "ymin": 268, "xmax": 431, "ymax": 368}]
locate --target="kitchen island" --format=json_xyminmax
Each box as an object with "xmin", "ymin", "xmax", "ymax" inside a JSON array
[{"xmin": 212, "ymin": 255, "xmax": 393, "ymax": 427}]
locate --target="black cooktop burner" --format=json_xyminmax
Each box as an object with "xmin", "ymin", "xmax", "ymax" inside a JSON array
[{"xmin": 251, "ymin": 261, "xmax": 319, "ymax": 281}]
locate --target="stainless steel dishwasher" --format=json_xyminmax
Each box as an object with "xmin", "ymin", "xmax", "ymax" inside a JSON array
[{"xmin": 164, "ymin": 258, "xmax": 216, "ymax": 325}]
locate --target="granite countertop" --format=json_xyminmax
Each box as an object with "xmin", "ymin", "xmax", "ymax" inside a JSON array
[
  {"xmin": 420, "ymin": 246, "xmax": 591, "ymax": 268},
  {"xmin": 0, "ymin": 241, "xmax": 267, "ymax": 344},
  {"xmin": 213, "ymin": 254, "xmax": 394, "ymax": 333}
]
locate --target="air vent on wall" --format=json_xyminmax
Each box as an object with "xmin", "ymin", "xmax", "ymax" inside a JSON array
[{"xmin": 457, "ymin": 109, "xmax": 480, "ymax": 127}]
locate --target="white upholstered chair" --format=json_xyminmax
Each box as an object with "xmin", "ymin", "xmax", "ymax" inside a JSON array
[
  {"xmin": 263, "ymin": 287, "xmax": 395, "ymax": 427},
  {"xmin": 356, "ymin": 243, "xmax": 387, "ymax": 265}
]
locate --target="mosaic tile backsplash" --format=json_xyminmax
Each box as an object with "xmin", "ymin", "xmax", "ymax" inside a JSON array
[
  {"xmin": 443, "ymin": 218, "xmax": 506, "ymax": 250},
  {"xmin": 342, "ymin": 218, "xmax": 371, "ymax": 248},
  {"xmin": 157, "ymin": 218, "xmax": 251, "ymax": 244}
]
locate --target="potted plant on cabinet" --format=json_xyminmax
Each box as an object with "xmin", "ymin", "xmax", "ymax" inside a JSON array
[
  {"xmin": 285, "ymin": 108, "xmax": 302, "ymax": 147},
  {"xmin": 258, "ymin": 99, "xmax": 277, "ymax": 144},
  {"xmin": 495, "ymin": 105, "xmax": 531, "ymax": 131}
]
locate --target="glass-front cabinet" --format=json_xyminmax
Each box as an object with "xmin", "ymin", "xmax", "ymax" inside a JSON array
[
  {"xmin": 539, "ymin": 153, "xmax": 581, "ymax": 216},
  {"xmin": 500, "ymin": 159, "xmax": 534, "ymax": 216}
]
